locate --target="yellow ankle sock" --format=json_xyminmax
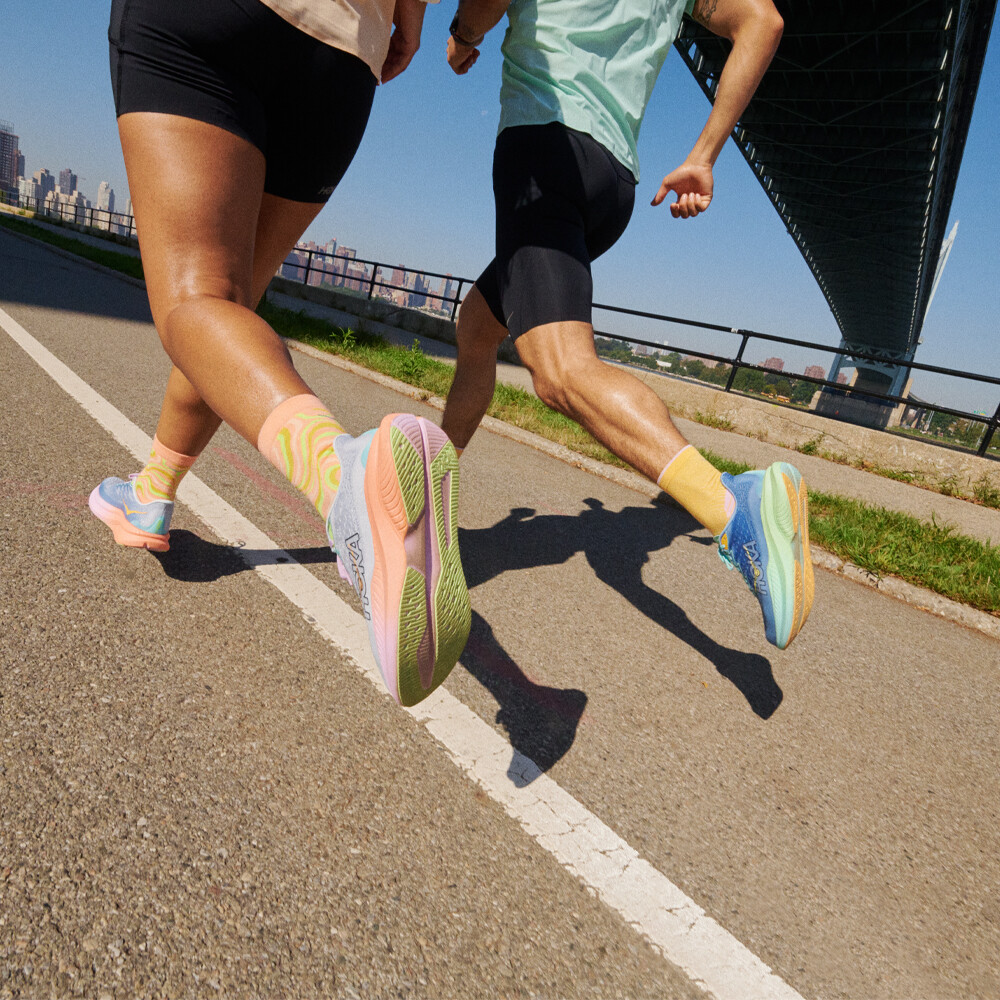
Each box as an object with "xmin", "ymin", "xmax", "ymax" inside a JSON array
[{"xmin": 657, "ymin": 445, "xmax": 733, "ymax": 536}]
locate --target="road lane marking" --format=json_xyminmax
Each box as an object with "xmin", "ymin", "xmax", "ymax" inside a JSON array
[{"xmin": 0, "ymin": 302, "xmax": 805, "ymax": 1000}]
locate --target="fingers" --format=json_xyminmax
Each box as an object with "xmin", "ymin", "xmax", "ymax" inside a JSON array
[
  {"xmin": 670, "ymin": 192, "xmax": 711, "ymax": 218},
  {"xmin": 651, "ymin": 179, "xmax": 671, "ymax": 207},
  {"xmin": 446, "ymin": 38, "xmax": 479, "ymax": 74},
  {"xmin": 653, "ymin": 185, "xmax": 711, "ymax": 218}
]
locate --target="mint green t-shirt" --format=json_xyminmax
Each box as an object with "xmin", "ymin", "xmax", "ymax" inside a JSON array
[{"xmin": 497, "ymin": 0, "xmax": 695, "ymax": 181}]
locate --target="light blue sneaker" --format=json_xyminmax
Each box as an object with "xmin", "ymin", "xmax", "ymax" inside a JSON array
[
  {"xmin": 328, "ymin": 413, "xmax": 471, "ymax": 706},
  {"xmin": 716, "ymin": 462, "xmax": 814, "ymax": 649},
  {"xmin": 88, "ymin": 475, "xmax": 172, "ymax": 552}
]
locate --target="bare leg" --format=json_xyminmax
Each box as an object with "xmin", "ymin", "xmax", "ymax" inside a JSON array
[
  {"xmin": 150, "ymin": 192, "xmax": 327, "ymax": 455},
  {"xmin": 119, "ymin": 113, "xmax": 322, "ymax": 448},
  {"xmin": 441, "ymin": 286, "xmax": 510, "ymax": 449},
  {"xmin": 515, "ymin": 320, "xmax": 690, "ymax": 482}
]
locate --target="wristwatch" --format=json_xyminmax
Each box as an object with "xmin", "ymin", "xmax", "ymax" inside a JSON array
[{"xmin": 449, "ymin": 13, "xmax": 484, "ymax": 47}]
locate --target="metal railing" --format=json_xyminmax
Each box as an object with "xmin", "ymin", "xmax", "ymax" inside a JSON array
[
  {"xmin": 589, "ymin": 301, "xmax": 1000, "ymax": 458},
  {"xmin": 280, "ymin": 245, "xmax": 466, "ymax": 321},
  {"xmin": 1, "ymin": 189, "xmax": 136, "ymax": 240},
  {"xmin": 4, "ymin": 185, "xmax": 996, "ymax": 457}
]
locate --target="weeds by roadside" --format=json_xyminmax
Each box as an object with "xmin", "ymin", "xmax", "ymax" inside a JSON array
[{"xmin": 693, "ymin": 411, "xmax": 734, "ymax": 432}]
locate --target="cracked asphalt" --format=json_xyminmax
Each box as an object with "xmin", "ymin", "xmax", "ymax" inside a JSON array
[{"xmin": 2, "ymin": 228, "xmax": 999, "ymax": 999}]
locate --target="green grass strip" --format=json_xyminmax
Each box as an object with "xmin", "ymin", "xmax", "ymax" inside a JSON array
[
  {"xmin": 807, "ymin": 490, "xmax": 1000, "ymax": 614},
  {"xmin": 0, "ymin": 212, "xmax": 145, "ymax": 280},
  {"xmin": 9, "ymin": 217, "xmax": 998, "ymax": 615}
]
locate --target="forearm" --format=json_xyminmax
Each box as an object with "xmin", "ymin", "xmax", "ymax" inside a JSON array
[
  {"xmin": 396, "ymin": 0, "xmax": 428, "ymax": 37},
  {"xmin": 687, "ymin": 3, "xmax": 782, "ymax": 165},
  {"xmin": 452, "ymin": 0, "xmax": 511, "ymax": 45}
]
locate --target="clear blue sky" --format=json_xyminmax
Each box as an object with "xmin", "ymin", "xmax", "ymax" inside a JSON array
[{"xmin": 3, "ymin": 1, "xmax": 998, "ymax": 413}]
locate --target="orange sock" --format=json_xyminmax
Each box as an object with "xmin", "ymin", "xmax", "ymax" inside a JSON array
[
  {"xmin": 657, "ymin": 445, "xmax": 734, "ymax": 536},
  {"xmin": 257, "ymin": 394, "xmax": 346, "ymax": 520},
  {"xmin": 133, "ymin": 435, "xmax": 198, "ymax": 503}
]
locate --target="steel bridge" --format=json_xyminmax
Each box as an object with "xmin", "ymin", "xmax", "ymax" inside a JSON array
[{"xmin": 675, "ymin": 0, "xmax": 997, "ymax": 427}]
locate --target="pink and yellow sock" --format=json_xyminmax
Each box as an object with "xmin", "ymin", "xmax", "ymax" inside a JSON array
[
  {"xmin": 257, "ymin": 394, "xmax": 346, "ymax": 521},
  {"xmin": 657, "ymin": 444, "xmax": 735, "ymax": 536},
  {"xmin": 133, "ymin": 435, "xmax": 198, "ymax": 503}
]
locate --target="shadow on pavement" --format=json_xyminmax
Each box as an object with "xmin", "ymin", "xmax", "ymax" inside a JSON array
[
  {"xmin": 152, "ymin": 495, "xmax": 781, "ymax": 789},
  {"xmin": 154, "ymin": 530, "xmax": 587, "ymax": 783},
  {"xmin": 459, "ymin": 499, "xmax": 783, "ymax": 721},
  {"xmin": 153, "ymin": 530, "xmax": 334, "ymax": 582}
]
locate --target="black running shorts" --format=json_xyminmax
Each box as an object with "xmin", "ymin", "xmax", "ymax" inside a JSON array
[
  {"xmin": 477, "ymin": 122, "xmax": 637, "ymax": 341},
  {"xmin": 109, "ymin": 0, "xmax": 377, "ymax": 203}
]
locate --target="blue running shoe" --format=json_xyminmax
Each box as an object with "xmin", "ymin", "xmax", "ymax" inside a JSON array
[
  {"xmin": 328, "ymin": 414, "xmax": 471, "ymax": 707},
  {"xmin": 88, "ymin": 475, "xmax": 172, "ymax": 553},
  {"xmin": 716, "ymin": 462, "xmax": 814, "ymax": 649}
]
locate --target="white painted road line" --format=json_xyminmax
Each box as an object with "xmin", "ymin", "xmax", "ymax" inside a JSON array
[{"xmin": 1, "ymin": 303, "xmax": 805, "ymax": 1000}]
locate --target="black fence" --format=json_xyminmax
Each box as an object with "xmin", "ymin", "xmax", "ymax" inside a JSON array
[
  {"xmin": 2, "ymin": 188, "xmax": 136, "ymax": 240},
  {"xmin": 588, "ymin": 302, "xmax": 1000, "ymax": 458},
  {"xmin": 4, "ymin": 186, "xmax": 996, "ymax": 457},
  {"xmin": 278, "ymin": 245, "xmax": 466, "ymax": 321}
]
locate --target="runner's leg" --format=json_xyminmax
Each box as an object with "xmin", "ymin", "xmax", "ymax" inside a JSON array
[
  {"xmin": 138, "ymin": 190, "xmax": 327, "ymax": 499},
  {"xmin": 441, "ymin": 284, "xmax": 509, "ymax": 451}
]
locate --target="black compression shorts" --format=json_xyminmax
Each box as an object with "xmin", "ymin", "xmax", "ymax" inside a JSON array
[
  {"xmin": 477, "ymin": 122, "xmax": 637, "ymax": 341},
  {"xmin": 109, "ymin": 0, "xmax": 376, "ymax": 203}
]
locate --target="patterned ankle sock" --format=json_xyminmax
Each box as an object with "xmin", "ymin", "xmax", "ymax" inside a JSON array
[
  {"xmin": 133, "ymin": 435, "xmax": 199, "ymax": 503},
  {"xmin": 657, "ymin": 445, "xmax": 735, "ymax": 536},
  {"xmin": 257, "ymin": 394, "xmax": 346, "ymax": 521}
]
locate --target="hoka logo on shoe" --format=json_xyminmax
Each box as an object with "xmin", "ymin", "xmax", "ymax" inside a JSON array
[
  {"xmin": 346, "ymin": 532, "xmax": 370, "ymax": 620},
  {"xmin": 742, "ymin": 540, "xmax": 768, "ymax": 595}
]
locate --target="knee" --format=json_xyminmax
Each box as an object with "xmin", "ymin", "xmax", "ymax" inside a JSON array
[
  {"xmin": 456, "ymin": 290, "xmax": 508, "ymax": 360},
  {"xmin": 160, "ymin": 290, "xmax": 250, "ymax": 355},
  {"xmin": 153, "ymin": 279, "xmax": 252, "ymax": 339}
]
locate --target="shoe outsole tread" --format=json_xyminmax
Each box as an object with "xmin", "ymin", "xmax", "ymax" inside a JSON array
[
  {"xmin": 373, "ymin": 415, "xmax": 470, "ymax": 707},
  {"xmin": 760, "ymin": 462, "xmax": 813, "ymax": 648}
]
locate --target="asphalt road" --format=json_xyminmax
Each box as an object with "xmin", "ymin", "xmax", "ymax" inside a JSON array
[{"xmin": 2, "ymin": 228, "xmax": 999, "ymax": 1000}]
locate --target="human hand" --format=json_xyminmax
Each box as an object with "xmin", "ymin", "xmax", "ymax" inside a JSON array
[
  {"xmin": 381, "ymin": 0, "xmax": 426, "ymax": 83},
  {"xmin": 651, "ymin": 160, "xmax": 714, "ymax": 218},
  {"xmin": 447, "ymin": 34, "xmax": 480, "ymax": 74}
]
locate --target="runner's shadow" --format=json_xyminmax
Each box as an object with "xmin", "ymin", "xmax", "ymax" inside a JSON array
[
  {"xmin": 463, "ymin": 608, "xmax": 587, "ymax": 785},
  {"xmin": 460, "ymin": 499, "xmax": 782, "ymax": 721},
  {"xmin": 153, "ymin": 530, "xmax": 334, "ymax": 582},
  {"xmin": 156, "ymin": 531, "xmax": 586, "ymax": 783}
]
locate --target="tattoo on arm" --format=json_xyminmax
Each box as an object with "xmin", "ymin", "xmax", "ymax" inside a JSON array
[{"xmin": 692, "ymin": 0, "xmax": 719, "ymax": 28}]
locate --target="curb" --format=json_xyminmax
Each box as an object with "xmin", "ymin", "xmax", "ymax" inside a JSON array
[
  {"xmin": 287, "ymin": 337, "xmax": 1000, "ymax": 644},
  {"xmin": 4, "ymin": 222, "xmax": 994, "ymax": 643}
]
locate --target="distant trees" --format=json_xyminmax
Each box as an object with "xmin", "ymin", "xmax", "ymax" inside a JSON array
[{"xmin": 593, "ymin": 335, "xmax": 822, "ymax": 408}]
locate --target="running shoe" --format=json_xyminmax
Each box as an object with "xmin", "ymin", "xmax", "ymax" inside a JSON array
[
  {"xmin": 328, "ymin": 413, "xmax": 471, "ymax": 706},
  {"xmin": 716, "ymin": 461, "xmax": 814, "ymax": 649},
  {"xmin": 88, "ymin": 474, "xmax": 173, "ymax": 553}
]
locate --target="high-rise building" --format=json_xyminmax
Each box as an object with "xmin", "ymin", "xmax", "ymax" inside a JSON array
[
  {"xmin": 803, "ymin": 364, "xmax": 826, "ymax": 381},
  {"xmin": 0, "ymin": 122, "xmax": 19, "ymax": 193},
  {"xmin": 33, "ymin": 169, "xmax": 56, "ymax": 202},
  {"xmin": 16, "ymin": 150, "xmax": 24, "ymax": 180},
  {"xmin": 442, "ymin": 276, "xmax": 458, "ymax": 314},
  {"xmin": 18, "ymin": 175, "xmax": 40, "ymax": 206},
  {"xmin": 45, "ymin": 187, "xmax": 89, "ymax": 225},
  {"xmin": 408, "ymin": 273, "xmax": 430, "ymax": 309},
  {"xmin": 96, "ymin": 181, "xmax": 115, "ymax": 213},
  {"xmin": 58, "ymin": 168, "xmax": 78, "ymax": 194},
  {"xmin": 763, "ymin": 357, "xmax": 785, "ymax": 372}
]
